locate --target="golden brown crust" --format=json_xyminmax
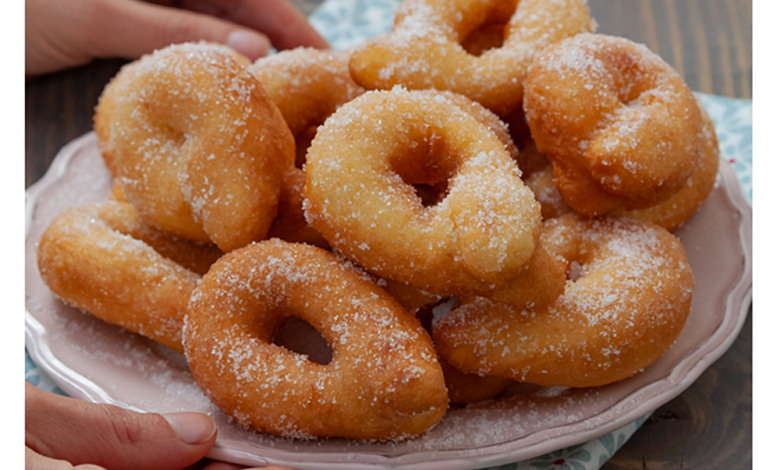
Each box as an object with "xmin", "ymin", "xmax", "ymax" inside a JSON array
[
  {"xmin": 304, "ymin": 88, "xmax": 541, "ymax": 295},
  {"xmin": 524, "ymin": 33, "xmax": 703, "ymax": 216},
  {"xmin": 36, "ymin": 201, "xmax": 222, "ymax": 353},
  {"xmin": 433, "ymin": 214, "xmax": 694, "ymax": 387},
  {"xmin": 251, "ymin": 47, "xmax": 365, "ymax": 138},
  {"xmin": 109, "ymin": 42, "xmax": 294, "ymax": 252},
  {"xmin": 379, "ymin": 278, "xmax": 442, "ymax": 313},
  {"xmin": 440, "ymin": 358, "xmax": 513, "ymax": 405},
  {"xmin": 94, "ymin": 61, "xmax": 139, "ymax": 177},
  {"xmin": 479, "ymin": 239, "xmax": 568, "ymax": 310},
  {"xmin": 613, "ymin": 104, "xmax": 720, "ymax": 230},
  {"xmin": 349, "ymin": 0, "xmax": 594, "ymax": 115},
  {"xmin": 184, "ymin": 239, "xmax": 448, "ymax": 440},
  {"xmin": 519, "ymin": 103, "xmax": 720, "ymax": 231},
  {"xmin": 266, "ymin": 168, "xmax": 330, "ymax": 249}
]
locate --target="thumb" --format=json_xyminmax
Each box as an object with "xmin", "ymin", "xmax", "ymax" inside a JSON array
[
  {"xmin": 88, "ymin": 0, "xmax": 271, "ymax": 61},
  {"xmin": 25, "ymin": 383, "xmax": 216, "ymax": 470}
]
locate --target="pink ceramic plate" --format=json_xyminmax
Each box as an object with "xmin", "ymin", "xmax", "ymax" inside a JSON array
[{"xmin": 25, "ymin": 133, "xmax": 752, "ymax": 470}]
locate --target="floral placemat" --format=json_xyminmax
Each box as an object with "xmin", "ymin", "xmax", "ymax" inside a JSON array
[{"xmin": 26, "ymin": 1, "xmax": 752, "ymax": 469}]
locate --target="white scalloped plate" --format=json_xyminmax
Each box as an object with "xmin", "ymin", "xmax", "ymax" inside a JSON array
[{"xmin": 25, "ymin": 132, "xmax": 752, "ymax": 470}]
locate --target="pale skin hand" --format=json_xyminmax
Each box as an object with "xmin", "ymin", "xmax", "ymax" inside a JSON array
[
  {"xmin": 25, "ymin": 382, "xmax": 295, "ymax": 470},
  {"xmin": 25, "ymin": 0, "xmax": 329, "ymax": 76}
]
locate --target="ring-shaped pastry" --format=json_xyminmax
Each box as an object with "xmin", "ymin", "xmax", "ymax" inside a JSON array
[
  {"xmin": 304, "ymin": 88, "xmax": 541, "ymax": 295},
  {"xmin": 349, "ymin": 0, "xmax": 594, "ymax": 115},
  {"xmin": 37, "ymin": 201, "xmax": 222, "ymax": 353},
  {"xmin": 109, "ymin": 42, "xmax": 295, "ymax": 252},
  {"xmin": 518, "ymin": 102, "xmax": 720, "ymax": 231},
  {"xmin": 523, "ymin": 34, "xmax": 703, "ymax": 216},
  {"xmin": 184, "ymin": 239, "xmax": 448, "ymax": 440},
  {"xmin": 433, "ymin": 214, "xmax": 694, "ymax": 387}
]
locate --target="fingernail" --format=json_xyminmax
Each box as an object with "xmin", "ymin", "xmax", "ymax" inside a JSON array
[
  {"xmin": 163, "ymin": 412, "xmax": 216, "ymax": 445},
  {"xmin": 227, "ymin": 30, "xmax": 271, "ymax": 60}
]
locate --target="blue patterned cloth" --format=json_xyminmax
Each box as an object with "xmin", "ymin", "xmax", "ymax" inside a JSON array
[{"xmin": 26, "ymin": 1, "xmax": 753, "ymax": 469}]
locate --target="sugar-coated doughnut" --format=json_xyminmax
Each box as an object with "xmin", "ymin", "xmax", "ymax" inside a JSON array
[
  {"xmin": 519, "ymin": 103, "xmax": 720, "ymax": 231},
  {"xmin": 108, "ymin": 42, "xmax": 294, "ymax": 252},
  {"xmin": 304, "ymin": 88, "xmax": 541, "ymax": 295},
  {"xmin": 433, "ymin": 214, "xmax": 694, "ymax": 387},
  {"xmin": 251, "ymin": 48, "xmax": 365, "ymax": 139},
  {"xmin": 349, "ymin": 0, "xmax": 594, "ymax": 115},
  {"xmin": 523, "ymin": 33, "xmax": 703, "ymax": 216},
  {"xmin": 37, "ymin": 202, "xmax": 223, "ymax": 353},
  {"xmin": 95, "ymin": 46, "xmax": 251, "ymax": 178},
  {"xmin": 184, "ymin": 239, "xmax": 448, "ymax": 440}
]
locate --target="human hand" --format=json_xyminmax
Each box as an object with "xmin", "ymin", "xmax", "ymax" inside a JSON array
[
  {"xmin": 25, "ymin": 382, "xmax": 294, "ymax": 470},
  {"xmin": 25, "ymin": 0, "xmax": 329, "ymax": 76}
]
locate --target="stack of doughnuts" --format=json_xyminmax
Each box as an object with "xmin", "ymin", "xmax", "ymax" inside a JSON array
[{"xmin": 37, "ymin": 0, "xmax": 717, "ymax": 441}]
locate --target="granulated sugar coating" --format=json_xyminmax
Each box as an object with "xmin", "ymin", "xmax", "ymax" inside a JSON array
[
  {"xmin": 523, "ymin": 102, "xmax": 720, "ymax": 232},
  {"xmin": 523, "ymin": 33, "xmax": 704, "ymax": 216},
  {"xmin": 184, "ymin": 239, "xmax": 448, "ymax": 440},
  {"xmin": 251, "ymin": 47, "xmax": 365, "ymax": 138},
  {"xmin": 36, "ymin": 201, "xmax": 207, "ymax": 353},
  {"xmin": 349, "ymin": 0, "xmax": 594, "ymax": 115},
  {"xmin": 105, "ymin": 42, "xmax": 295, "ymax": 252},
  {"xmin": 434, "ymin": 214, "xmax": 694, "ymax": 387},
  {"xmin": 304, "ymin": 88, "xmax": 542, "ymax": 296}
]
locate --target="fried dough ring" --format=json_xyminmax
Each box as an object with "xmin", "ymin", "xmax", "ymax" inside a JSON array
[
  {"xmin": 523, "ymin": 34, "xmax": 703, "ymax": 216},
  {"xmin": 184, "ymin": 239, "xmax": 448, "ymax": 440},
  {"xmin": 95, "ymin": 46, "xmax": 251, "ymax": 178},
  {"xmin": 304, "ymin": 88, "xmax": 541, "ymax": 295},
  {"xmin": 349, "ymin": 0, "xmax": 594, "ymax": 115},
  {"xmin": 37, "ymin": 202, "xmax": 223, "ymax": 353},
  {"xmin": 519, "ymin": 103, "xmax": 720, "ymax": 231},
  {"xmin": 251, "ymin": 48, "xmax": 365, "ymax": 139},
  {"xmin": 433, "ymin": 214, "xmax": 694, "ymax": 387},
  {"xmin": 109, "ymin": 43, "xmax": 294, "ymax": 252}
]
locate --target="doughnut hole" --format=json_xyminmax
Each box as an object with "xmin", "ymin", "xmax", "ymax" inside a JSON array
[
  {"xmin": 273, "ymin": 317, "xmax": 333, "ymax": 365},
  {"xmin": 295, "ymin": 126, "xmax": 318, "ymax": 169},
  {"xmin": 389, "ymin": 127, "xmax": 459, "ymax": 209},
  {"xmin": 457, "ymin": 0, "xmax": 514, "ymax": 56},
  {"xmin": 461, "ymin": 23, "xmax": 506, "ymax": 56}
]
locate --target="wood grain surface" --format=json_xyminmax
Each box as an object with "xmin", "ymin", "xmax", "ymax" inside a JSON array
[{"xmin": 24, "ymin": 0, "xmax": 752, "ymax": 468}]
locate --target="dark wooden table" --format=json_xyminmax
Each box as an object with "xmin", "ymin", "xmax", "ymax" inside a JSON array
[{"xmin": 25, "ymin": 1, "xmax": 752, "ymax": 468}]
